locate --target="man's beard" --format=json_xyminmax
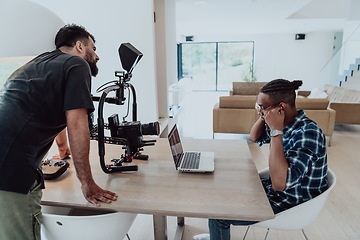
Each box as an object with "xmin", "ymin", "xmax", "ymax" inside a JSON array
[
  {"xmin": 88, "ymin": 60, "xmax": 98, "ymax": 77},
  {"xmin": 85, "ymin": 53, "xmax": 99, "ymax": 77}
]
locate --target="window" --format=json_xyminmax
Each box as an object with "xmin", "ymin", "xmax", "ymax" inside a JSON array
[
  {"xmin": 178, "ymin": 41, "xmax": 254, "ymax": 91},
  {"xmin": 0, "ymin": 56, "xmax": 34, "ymax": 86}
]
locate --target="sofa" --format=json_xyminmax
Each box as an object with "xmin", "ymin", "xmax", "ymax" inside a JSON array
[
  {"xmin": 322, "ymin": 84, "xmax": 360, "ymax": 124},
  {"xmin": 213, "ymin": 82, "xmax": 336, "ymax": 144},
  {"xmin": 213, "ymin": 82, "xmax": 266, "ymax": 134}
]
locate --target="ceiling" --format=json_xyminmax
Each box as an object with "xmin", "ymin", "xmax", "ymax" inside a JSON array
[{"xmin": 176, "ymin": 0, "xmax": 360, "ymax": 36}]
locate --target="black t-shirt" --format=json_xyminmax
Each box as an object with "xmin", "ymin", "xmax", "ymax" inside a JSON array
[{"xmin": 0, "ymin": 49, "xmax": 94, "ymax": 194}]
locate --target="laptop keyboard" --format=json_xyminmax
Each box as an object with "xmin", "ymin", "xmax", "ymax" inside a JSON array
[{"xmin": 181, "ymin": 152, "xmax": 200, "ymax": 169}]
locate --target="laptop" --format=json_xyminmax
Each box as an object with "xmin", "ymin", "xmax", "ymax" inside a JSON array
[{"xmin": 167, "ymin": 124, "xmax": 215, "ymax": 172}]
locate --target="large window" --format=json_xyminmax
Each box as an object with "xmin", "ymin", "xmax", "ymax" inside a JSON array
[
  {"xmin": 178, "ymin": 41, "xmax": 254, "ymax": 91},
  {"xmin": 0, "ymin": 56, "xmax": 34, "ymax": 86}
]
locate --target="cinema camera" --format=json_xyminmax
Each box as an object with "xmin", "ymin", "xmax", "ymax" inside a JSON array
[{"xmin": 90, "ymin": 43, "xmax": 160, "ymax": 174}]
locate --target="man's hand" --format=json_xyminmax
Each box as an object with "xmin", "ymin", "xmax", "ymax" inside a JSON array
[
  {"xmin": 58, "ymin": 145, "xmax": 71, "ymax": 159},
  {"xmin": 81, "ymin": 180, "xmax": 118, "ymax": 207},
  {"xmin": 263, "ymin": 106, "xmax": 285, "ymax": 131},
  {"xmin": 56, "ymin": 128, "xmax": 71, "ymax": 158},
  {"xmin": 66, "ymin": 108, "xmax": 118, "ymax": 207}
]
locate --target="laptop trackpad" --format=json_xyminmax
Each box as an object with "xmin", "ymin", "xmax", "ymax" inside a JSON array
[{"xmin": 198, "ymin": 152, "xmax": 215, "ymax": 172}]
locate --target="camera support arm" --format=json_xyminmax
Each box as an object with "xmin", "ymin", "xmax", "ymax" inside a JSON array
[
  {"xmin": 128, "ymin": 83, "xmax": 137, "ymax": 121},
  {"xmin": 97, "ymin": 84, "xmax": 138, "ymax": 173}
]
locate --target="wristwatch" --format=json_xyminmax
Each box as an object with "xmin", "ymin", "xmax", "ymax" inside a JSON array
[{"xmin": 270, "ymin": 129, "xmax": 283, "ymax": 137}]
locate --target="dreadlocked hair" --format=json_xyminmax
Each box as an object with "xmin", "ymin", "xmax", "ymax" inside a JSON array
[{"xmin": 261, "ymin": 79, "xmax": 303, "ymax": 107}]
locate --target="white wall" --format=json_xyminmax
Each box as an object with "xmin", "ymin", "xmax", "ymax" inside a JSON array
[
  {"xmin": 339, "ymin": 24, "xmax": 360, "ymax": 74},
  {"xmin": 0, "ymin": 0, "xmax": 64, "ymax": 58},
  {"xmin": 30, "ymin": 0, "xmax": 158, "ymax": 123},
  {"xmin": 175, "ymin": 1, "xmax": 360, "ymax": 90},
  {"xmin": 187, "ymin": 32, "xmax": 334, "ymax": 90},
  {"xmin": 254, "ymin": 33, "xmax": 334, "ymax": 90}
]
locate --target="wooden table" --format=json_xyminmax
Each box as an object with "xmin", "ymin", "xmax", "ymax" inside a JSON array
[{"xmin": 42, "ymin": 138, "xmax": 274, "ymax": 240}]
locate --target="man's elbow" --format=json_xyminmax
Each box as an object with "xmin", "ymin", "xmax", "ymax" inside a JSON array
[
  {"xmin": 248, "ymin": 134, "xmax": 258, "ymax": 143},
  {"xmin": 272, "ymin": 181, "xmax": 286, "ymax": 191},
  {"xmin": 248, "ymin": 136, "xmax": 256, "ymax": 142}
]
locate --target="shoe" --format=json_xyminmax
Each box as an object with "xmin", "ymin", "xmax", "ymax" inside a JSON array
[{"xmin": 193, "ymin": 233, "xmax": 210, "ymax": 240}]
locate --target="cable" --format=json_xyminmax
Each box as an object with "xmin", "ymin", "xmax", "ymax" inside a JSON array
[
  {"xmin": 96, "ymin": 80, "xmax": 119, "ymax": 93},
  {"xmin": 126, "ymin": 233, "xmax": 131, "ymax": 240}
]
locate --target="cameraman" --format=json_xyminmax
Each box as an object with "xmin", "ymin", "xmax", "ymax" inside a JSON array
[{"xmin": 0, "ymin": 24, "xmax": 118, "ymax": 240}]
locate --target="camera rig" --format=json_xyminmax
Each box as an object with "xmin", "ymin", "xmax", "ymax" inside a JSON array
[{"xmin": 90, "ymin": 43, "xmax": 159, "ymax": 173}]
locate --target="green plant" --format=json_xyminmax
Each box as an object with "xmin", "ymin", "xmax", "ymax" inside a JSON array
[{"xmin": 242, "ymin": 64, "xmax": 256, "ymax": 82}]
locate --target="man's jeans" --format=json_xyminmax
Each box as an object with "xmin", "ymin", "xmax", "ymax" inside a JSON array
[
  {"xmin": 0, "ymin": 180, "xmax": 43, "ymax": 240},
  {"xmin": 208, "ymin": 204, "xmax": 283, "ymax": 240}
]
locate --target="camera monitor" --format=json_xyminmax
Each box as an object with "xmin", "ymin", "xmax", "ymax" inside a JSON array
[{"xmin": 119, "ymin": 43, "xmax": 143, "ymax": 74}]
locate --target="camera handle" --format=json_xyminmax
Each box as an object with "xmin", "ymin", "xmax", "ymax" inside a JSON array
[
  {"xmin": 127, "ymin": 83, "xmax": 137, "ymax": 121},
  {"xmin": 97, "ymin": 84, "xmax": 138, "ymax": 173}
]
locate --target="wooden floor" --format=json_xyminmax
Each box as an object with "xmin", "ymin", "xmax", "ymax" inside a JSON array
[{"xmin": 125, "ymin": 124, "xmax": 360, "ymax": 240}]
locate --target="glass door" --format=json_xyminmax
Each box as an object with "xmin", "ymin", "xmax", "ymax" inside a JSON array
[
  {"xmin": 217, "ymin": 42, "xmax": 254, "ymax": 91},
  {"xmin": 181, "ymin": 42, "xmax": 217, "ymax": 91},
  {"xmin": 179, "ymin": 41, "xmax": 254, "ymax": 91}
]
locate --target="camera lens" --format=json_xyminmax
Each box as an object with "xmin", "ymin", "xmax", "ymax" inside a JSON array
[{"xmin": 141, "ymin": 121, "xmax": 160, "ymax": 135}]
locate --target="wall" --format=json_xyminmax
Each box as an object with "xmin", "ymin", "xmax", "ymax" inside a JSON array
[
  {"xmin": 339, "ymin": 24, "xmax": 360, "ymax": 74},
  {"xmin": 188, "ymin": 32, "xmax": 334, "ymax": 91},
  {"xmin": 30, "ymin": 0, "xmax": 158, "ymax": 123},
  {"xmin": 153, "ymin": 0, "xmax": 178, "ymax": 136},
  {"xmin": 154, "ymin": 0, "xmax": 177, "ymax": 119},
  {"xmin": 0, "ymin": 0, "xmax": 64, "ymax": 58},
  {"xmin": 175, "ymin": 1, "xmax": 360, "ymax": 91}
]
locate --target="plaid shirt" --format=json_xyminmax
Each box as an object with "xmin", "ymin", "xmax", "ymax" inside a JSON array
[{"xmin": 257, "ymin": 110, "xmax": 328, "ymax": 212}]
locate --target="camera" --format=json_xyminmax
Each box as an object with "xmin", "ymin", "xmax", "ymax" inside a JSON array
[
  {"xmin": 90, "ymin": 43, "xmax": 159, "ymax": 173},
  {"xmin": 108, "ymin": 114, "xmax": 159, "ymax": 156}
]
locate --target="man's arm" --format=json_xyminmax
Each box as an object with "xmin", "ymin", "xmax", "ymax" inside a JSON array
[
  {"xmin": 263, "ymin": 107, "xmax": 289, "ymax": 191},
  {"xmin": 249, "ymin": 116, "xmax": 266, "ymax": 142},
  {"xmin": 65, "ymin": 108, "xmax": 118, "ymax": 206},
  {"xmin": 55, "ymin": 128, "xmax": 71, "ymax": 158}
]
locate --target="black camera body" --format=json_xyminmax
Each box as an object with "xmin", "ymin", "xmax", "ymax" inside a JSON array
[{"xmin": 108, "ymin": 114, "xmax": 159, "ymax": 157}]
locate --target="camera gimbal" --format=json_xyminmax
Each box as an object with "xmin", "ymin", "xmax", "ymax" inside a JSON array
[{"xmin": 90, "ymin": 43, "xmax": 159, "ymax": 173}]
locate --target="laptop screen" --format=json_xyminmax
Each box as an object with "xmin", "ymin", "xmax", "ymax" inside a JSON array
[{"xmin": 167, "ymin": 124, "xmax": 183, "ymax": 169}]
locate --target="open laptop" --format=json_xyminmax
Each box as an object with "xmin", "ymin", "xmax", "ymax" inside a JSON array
[{"xmin": 167, "ymin": 124, "xmax": 215, "ymax": 173}]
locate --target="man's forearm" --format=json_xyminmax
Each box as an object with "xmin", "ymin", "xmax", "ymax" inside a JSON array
[
  {"xmin": 55, "ymin": 128, "xmax": 67, "ymax": 147},
  {"xmin": 249, "ymin": 117, "xmax": 265, "ymax": 142},
  {"xmin": 65, "ymin": 108, "xmax": 118, "ymax": 206},
  {"xmin": 65, "ymin": 109, "xmax": 94, "ymax": 185},
  {"xmin": 268, "ymin": 135, "xmax": 288, "ymax": 191},
  {"xmin": 55, "ymin": 128, "xmax": 70, "ymax": 158}
]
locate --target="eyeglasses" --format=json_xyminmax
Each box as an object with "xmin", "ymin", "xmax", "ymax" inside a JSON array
[{"xmin": 255, "ymin": 102, "xmax": 281, "ymax": 114}]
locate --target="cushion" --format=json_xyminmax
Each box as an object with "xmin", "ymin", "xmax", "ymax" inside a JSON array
[
  {"xmin": 296, "ymin": 98, "xmax": 329, "ymax": 110},
  {"xmin": 297, "ymin": 90, "xmax": 311, "ymax": 98},
  {"xmin": 219, "ymin": 96, "xmax": 257, "ymax": 109},
  {"xmin": 232, "ymin": 82, "xmax": 268, "ymax": 95}
]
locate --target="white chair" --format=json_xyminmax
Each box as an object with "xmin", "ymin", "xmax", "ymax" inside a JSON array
[
  {"xmin": 41, "ymin": 206, "xmax": 137, "ymax": 240},
  {"xmin": 243, "ymin": 168, "xmax": 336, "ymax": 240}
]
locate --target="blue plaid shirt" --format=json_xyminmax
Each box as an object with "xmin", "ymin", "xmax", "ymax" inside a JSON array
[{"xmin": 257, "ymin": 110, "xmax": 328, "ymax": 212}]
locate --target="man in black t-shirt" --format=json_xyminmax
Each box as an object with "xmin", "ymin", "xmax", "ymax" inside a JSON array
[{"xmin": 0, "ymin": 24, "xmax": 118, "ymax": 240}]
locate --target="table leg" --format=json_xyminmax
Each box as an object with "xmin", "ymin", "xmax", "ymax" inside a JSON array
[
  {"xmin": 153, "ymin": 215, "xmax": 167, "ymax": 240},
  {"xmin": 153, "ymin": 216, "xmax": 185, "ymax": 240},
  {"xmin": 174, "ymin": 217, "xmax": 185, "ymax": 240}
]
